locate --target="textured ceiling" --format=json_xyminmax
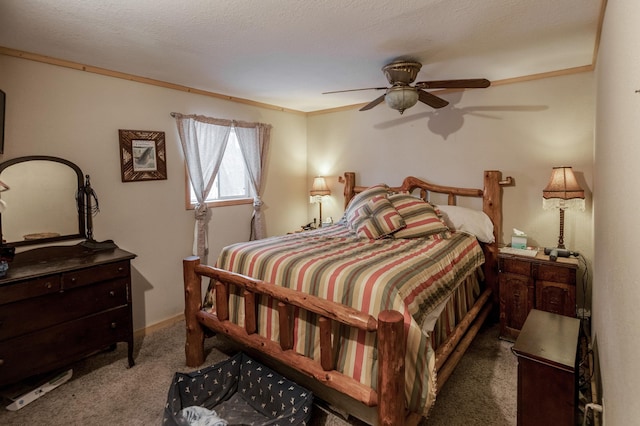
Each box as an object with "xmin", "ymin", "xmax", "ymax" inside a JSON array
[{"xmin": 0, "ymin": 0, "xmax": 602, "ymax": 112}]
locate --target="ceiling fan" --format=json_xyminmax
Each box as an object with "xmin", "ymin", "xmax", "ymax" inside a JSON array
[{"xmin": 323, "ymin": 60, "xmax": 490, "ymax": 114}]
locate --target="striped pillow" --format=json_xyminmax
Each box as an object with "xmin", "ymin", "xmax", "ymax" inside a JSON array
[
  {"xmin": 388, "ymin": 193, "xmax": 451, "ymax": 239},
  {"xmin": 352, "ymin": 195, "xmax": 405, "ymax": 239},
  {"xmin": 345, "ymin": 184, "xmax": 391, "ymax": 230}
]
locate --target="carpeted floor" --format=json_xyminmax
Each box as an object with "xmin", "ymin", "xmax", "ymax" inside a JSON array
[{"xmin": 0, "ymin": 319, "xmax": 516, "ymax": 425}]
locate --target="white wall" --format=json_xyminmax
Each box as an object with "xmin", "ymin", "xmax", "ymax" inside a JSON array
[
  {"xmin": 1, "ymin": 55, "xmax": 308, "ymax": 330},
  {"xmin": 594, "ymin": 0, "xmax": 640, "ymax": 423},
  {"xmin": 308, "ymin": 73, "xmax": 595, "ymax": 303}
]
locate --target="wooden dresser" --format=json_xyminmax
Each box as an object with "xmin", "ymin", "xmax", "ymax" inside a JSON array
[
  {"xmin": 512, "ymin": 309, "xmax": 581, "ymax": 426},
  {"xmin": 0, "ymin": 244, "xmax": 136, "ymax": 386},
  {"xmin": 498, "ymin": 251, "xmax": 578, "ymax": 341}
]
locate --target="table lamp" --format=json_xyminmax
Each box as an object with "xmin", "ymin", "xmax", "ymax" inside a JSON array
[
  {"xmin": 309, "ymin": 176, "xmax": 331, "ymax": 227},
  {"xmin": 542, "ymin": 166, "xmax": 585, "ymax": 250}
]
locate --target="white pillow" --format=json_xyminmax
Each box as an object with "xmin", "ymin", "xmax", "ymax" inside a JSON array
[{"xmin": 436, "ymin": 204, "xmax": 495, "ymax": 243}]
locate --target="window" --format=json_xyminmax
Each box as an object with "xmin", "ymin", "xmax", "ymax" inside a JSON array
[{"xmin": 186, "ymin": 129, "xmax": 253, "ymax": 209}]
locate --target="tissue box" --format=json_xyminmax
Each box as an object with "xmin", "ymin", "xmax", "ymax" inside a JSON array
[{"xmin": 511, "ymin": 234, "xmax": 528, "ymax": 249}]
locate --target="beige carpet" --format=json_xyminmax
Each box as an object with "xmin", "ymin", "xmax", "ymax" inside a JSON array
[{"xmin": 0, "ymin": 319, "xmax": 516, "ymax": 426}]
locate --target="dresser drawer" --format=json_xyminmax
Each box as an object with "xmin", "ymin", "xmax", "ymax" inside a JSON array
[
  {"xmin": 61, "ymin": 260, "xmax": 130, "ymax": 290},
  {"xmin": 0, "ymin": 306, "xmax": 132, "ymax": 386},
  {"xmin": 0, "ymin": 278, "xmax": 129, "ymax": 341},
  {"xmin": 0, "ymin": 275, "xmax": 61, "ymax": 305}
]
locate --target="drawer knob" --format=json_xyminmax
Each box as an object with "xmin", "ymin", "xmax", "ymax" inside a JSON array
[
  {"xmin": 118, "ymin": 267, "xmax": 124, "ymax": 272},
  {"xmin": 111, "ymin": 322, "xmax": 117, "ymax": 329},
  {"xmin": 0, "ymin": 359, "xmax": 4, "ymax": 366},
  {"xmin": 109, "ymin": 291, "xmax": 115, "ymax": 297},
  {"xmin": 45, "ymin": 282, "xmax": 52, "ymax": 289}
]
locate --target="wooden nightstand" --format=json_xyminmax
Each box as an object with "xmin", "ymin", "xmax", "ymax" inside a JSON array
[
  {"xmin": 498, "ymin": 251, "xmax": 578, "ymax": 341},
  {"xmin": 512, "ymin": 309, "xmax": 581, "ymax": 426}
]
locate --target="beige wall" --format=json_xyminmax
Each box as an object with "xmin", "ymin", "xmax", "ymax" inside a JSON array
[
  {"xmin": 1, "ymin": 55, "xmax": 308, "ymax": 330},
  {"xmin": 594, "ymin": 0, "xmax": 640, "ymax": 423},
  {"xmin": 308, "ymin": 73, "xmax": 595, "ymax": 297}
]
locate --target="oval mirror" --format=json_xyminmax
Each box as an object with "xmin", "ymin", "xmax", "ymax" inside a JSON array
[{"xmin": 0, "ymin": 156, "xmax": 87, "ymax": 247}]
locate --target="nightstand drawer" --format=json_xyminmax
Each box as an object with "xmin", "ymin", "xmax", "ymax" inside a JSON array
[
  {"xmin": 500, "ymin": 257, "xmax": 532, "ymax": 275},
  {"xmin": 536, "ymin": 264, "xmax": 576, "ymax": 284}
]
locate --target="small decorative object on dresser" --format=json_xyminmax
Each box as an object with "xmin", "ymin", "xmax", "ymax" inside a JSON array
[
  {"xmin": 0, "ymin": 243, "xmax": 136, "ymax": 386},
  {"xmin": 499, "ymin": 250, "xmax": 578, "ymax": 341}
]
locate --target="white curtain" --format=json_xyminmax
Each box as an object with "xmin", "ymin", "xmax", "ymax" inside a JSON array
[
  {"xmin": 173, "ymin": 113, "xmax": 231, "ymax": 260},
  {"xmin": 172, "ymin": 113, "xmax": 272, "ymax": 259},
  {"xmin": 235, "ymin": 123, "xmax": 271, "ymax": 240}
]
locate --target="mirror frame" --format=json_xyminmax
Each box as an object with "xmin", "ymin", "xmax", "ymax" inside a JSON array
[{"xmin": 0, "ymin": 155, "xmax": 87, "ymax": 247}]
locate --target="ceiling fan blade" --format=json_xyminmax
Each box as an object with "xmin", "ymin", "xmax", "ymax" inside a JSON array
[
  {"xmin": 359, "ymin": 94, "xmax": 386, "ymax": 111},
  {"xmin": 418, "ymin": 90, "xmax": 449, "ymax": 109},
  {"xmin": 415, "ymin": 79, "xmax": 491, "ymax": 89},
  {"xmin": 323, "ymin": 87, "xmax": 388, "ymax": 95}
]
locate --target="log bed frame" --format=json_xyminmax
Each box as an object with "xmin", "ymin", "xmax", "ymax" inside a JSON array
[{"xmin": 183, "ymin": 170, "xmax": 512, "ymax": 426}]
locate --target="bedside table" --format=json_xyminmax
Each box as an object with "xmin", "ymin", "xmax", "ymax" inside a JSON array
[
  {"xmin": 512, "ymin": 309, "xmax": 581, "ymax": 426},
  {"xmin": 498, "ymin": 251, "xmax": 578, "ymax": 341}
]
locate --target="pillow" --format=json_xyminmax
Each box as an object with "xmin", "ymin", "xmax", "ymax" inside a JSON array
[
  {"xmin": 344, "ymin": 184, "xmax": 391, "ymax": 229},
  {"xmin": 351, "ymin": 195, "xmax": 405, "ymax": 239},
  {"xmin": 388, "ymin": 194, "xmax": 450, "ymax": 239},
  {"xmin": 436, "ymin": 204, "xmax": 495, "ymax": 243}
]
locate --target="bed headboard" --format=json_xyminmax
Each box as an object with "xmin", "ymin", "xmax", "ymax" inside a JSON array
[{"xmin": 340, "ymin": 170, "xmax": 513, "ymax": 306}]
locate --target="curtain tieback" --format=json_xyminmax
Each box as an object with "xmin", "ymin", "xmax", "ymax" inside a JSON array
[
  {"xmin": 194, "ymin": 203, "xmax": 208, "ymax": 220},
  {"xmin": 253, "ymin": 197, "xmax": 263, "ymax": 210}
]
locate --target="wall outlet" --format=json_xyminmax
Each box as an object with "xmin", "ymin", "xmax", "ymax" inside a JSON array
[{"xmin": 577, "ymin": 308, "xmax": 591, "ymax": 319}]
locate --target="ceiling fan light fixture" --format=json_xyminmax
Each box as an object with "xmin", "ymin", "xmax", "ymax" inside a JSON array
[
  {"xmin": 385, "ymin": 86, "xmax": 418, "ymax": 114},
  {"xmin": 324, "ymin": 58, "xmax": 488, "ymax": 113},
  {"xmin": 382, "ymin": 61, "xmax": 422, "ymax": 84}
]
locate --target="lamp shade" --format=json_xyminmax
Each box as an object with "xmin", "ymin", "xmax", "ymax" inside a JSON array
[
  {"xmin": 542, "ymin": 166, "xmax": 585, "ymax": 211},
  {"xmin": 384, "ymin": 86, "xmax": 419, "ymax": 114},
  {"xmin": 310, "ymin": 176, "xmax": 330, "ymax": 196}
]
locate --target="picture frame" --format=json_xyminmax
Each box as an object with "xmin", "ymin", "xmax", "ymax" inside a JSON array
[{"xmin": 118, "ymin": 129, "xmax": 167, "ymax": 182}]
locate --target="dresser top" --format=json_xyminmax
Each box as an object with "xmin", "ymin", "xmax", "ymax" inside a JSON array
[
  {"xmin": 512, "ymin": 309, "xmax": 581, "ymax": 371},
  {"xmin": 0, "ymin": 243, "xmax": 136, "ymax": 285}
]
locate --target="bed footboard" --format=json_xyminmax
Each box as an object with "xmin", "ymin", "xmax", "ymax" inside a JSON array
[{"xmin": 183, "ymin": 256, "xmax": 407, "ymax": 426}]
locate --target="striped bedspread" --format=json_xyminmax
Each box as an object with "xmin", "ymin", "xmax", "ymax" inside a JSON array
[{"xmin": 204, "ymin": 223, "xmax": 484, "ymax": 416}]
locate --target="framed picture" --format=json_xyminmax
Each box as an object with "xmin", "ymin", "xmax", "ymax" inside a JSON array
[{"xmin": 118, "ymin": 129, "xmax": 167, "ymax": 182}]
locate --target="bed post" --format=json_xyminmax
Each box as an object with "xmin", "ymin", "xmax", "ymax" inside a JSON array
[
  {"xmin": 377, "ymin": 310, "xmax": 406, "ymax": 426},
  {"xmin": 343, "ymin": 172, "xmax": 356, "ymax": 208},
  {"xmin": 184, "ymin": 256, "xmax": 205, "ymax": 367},
  {"xmin": 482, "ymin": 170, "xmax": 506, "ymax": 308}
]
